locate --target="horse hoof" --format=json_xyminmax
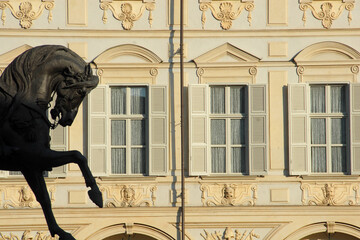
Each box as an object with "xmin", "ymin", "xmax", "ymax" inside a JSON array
[{"xmin": 88, "ymin": 188, "xmax": 103, "ymax": 208}]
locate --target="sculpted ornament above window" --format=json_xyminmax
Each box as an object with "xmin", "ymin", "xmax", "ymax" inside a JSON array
[
  {"xmin": 199, "ymin": 0, "xmax": 254, "ymax": 30},
  {"xmin": 0, "ymin": 230, "xmax": 56, "ymax": 240},
  {"xmin": 299, "ymin": 0, "xmax": 355, "ymax": 29},
  {"xmin": 0, "ymin": 0, "xmax": 54, "ymax": 29},
  {"xmin": 201, "ymin": 228, "xmax": 260, "ymax": 240},
  {"xmin": 99, "ymin": 0, "xmax": 155, "ymax": 30}
]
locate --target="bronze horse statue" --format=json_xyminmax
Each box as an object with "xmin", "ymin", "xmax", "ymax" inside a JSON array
[{"xmin": 0, "ymin": 45, "xmax": 102, "ymax": 240}]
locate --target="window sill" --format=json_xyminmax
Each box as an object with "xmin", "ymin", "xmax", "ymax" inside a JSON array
[
  {"xmin": 301, "ymin": 175, "xmax": 359, "ymax": 181},
  {"xmin": 200, "ymin": 175, "xmax": 258, "ymax": 181},
  {"xmin": 99, "ymin": 175, "xmax": 157, "ymax": 182}
]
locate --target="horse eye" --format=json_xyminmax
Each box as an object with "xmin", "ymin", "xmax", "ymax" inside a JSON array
[{"xmin": 77, "ymin": 89, "xmax": 85, "ymax": 96}]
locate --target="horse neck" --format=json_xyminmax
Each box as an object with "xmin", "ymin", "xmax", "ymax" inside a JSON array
[{"xmin": 29, "ymin": 57, "xmax": 84, "ymax": 107}]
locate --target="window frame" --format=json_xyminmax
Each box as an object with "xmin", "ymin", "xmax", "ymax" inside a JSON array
[
  {"xmin": 209, "ymin": 84, "xmax": 249, "ymax": 175},
  {"xmin": 288, "ymin": 82, "xmax": 360, "ymax": 176},
  {"xmin": 188, "ymin": 83, "xmax": 268, "ymax": 177},
  {"xmin": 109, "ymin": 84, "xmax": 149, "ymax": 176},
  {"xmin": 309, "ymin": 84, "xmax": 349, "ymax": 174}
]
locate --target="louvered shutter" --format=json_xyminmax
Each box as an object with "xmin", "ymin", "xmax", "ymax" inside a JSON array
[
  {"xmin": 248, "ymin": 84, "xmax": 268, "ymax": 175},
  {"xmin": 49, "ymin": 126, "xmax": 67, "ymax": 177},
  {"xmin": 189, "ymin": 84, "xmax": 209, "ymax": 176},
  {"xmin": 149, "ymin": 85, "xmax": 169, "ymax": 175},
  {"xmin": 350, "ymin": 83, "xmax": 360, "ymax": 174},
  {"xmin": 288, "ymin": 83, "xmax": 310, "ymax": 175},
  {"xmin": 88, "ymin": 85, "xmax": 108, "ymax": 176}
]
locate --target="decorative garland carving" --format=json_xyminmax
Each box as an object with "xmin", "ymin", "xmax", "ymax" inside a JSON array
[
  {"xmin": 101, "ymin": 184, "xmax": 157, "ymax": 207},
  {"xmin": 0, "ymin": 0, "xmax": 54, "ymax": 29},
  {"xmin": 0, "ymin": 185, "xmax": 55, "ymax": 209},
  {"xmin": 199, "ymin": 0, "xmax": 254, "ymax": 30},
  {"xmin": 299, "ymin": 0, "xmax": 355, "ymax": 29},
  {"xmin": 0, "ymin": 230, "xmax": 58, "ymax": 240},
  {"xmin": 200, "ymin": 183, "xmax": 257, "ymax": 206},
  {"xmin": 301, "ymin": 182, "xmax": 360, "ymax": 206},
  {"xmin": 99, "ymin": 0, "xmax": 155, "ymax": 30},
  {"xmin": 201, "ymin": 228, "xmax": 260, "ymax": 240}
]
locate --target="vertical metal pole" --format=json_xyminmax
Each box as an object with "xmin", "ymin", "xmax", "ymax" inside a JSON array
[{"xmin": 180, "ymin": 0, "xmax": 185, "ymax": 240}]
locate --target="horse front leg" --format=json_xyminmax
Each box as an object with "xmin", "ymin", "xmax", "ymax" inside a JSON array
[
  {"xmin": 21, "ymin": 170, "xmax": 76, "ymax": 240},
  {"xmin": 41, "ymin": 149, "xmax": 103, "ymax": 208}
]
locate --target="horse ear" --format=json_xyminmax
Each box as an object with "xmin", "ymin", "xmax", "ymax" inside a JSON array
[
  {"xmin": 85, "ymin": 64, "xmax": 92, "ymax": 75},
  {"xmin": 64, "ymin": 65, "xmax": 75, "ymax": 76}
]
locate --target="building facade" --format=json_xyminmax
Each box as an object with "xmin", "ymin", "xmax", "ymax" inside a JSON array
[{"xmin": 0, "ymin": 0, "xmax": 360, "ymax": 239}]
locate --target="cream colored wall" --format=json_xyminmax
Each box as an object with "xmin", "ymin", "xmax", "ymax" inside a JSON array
[{"xmin": 0, "ymin": 0, "xmax": 360, "ymax": 239}]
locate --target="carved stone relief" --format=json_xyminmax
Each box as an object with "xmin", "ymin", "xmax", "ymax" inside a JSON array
[
  {"xmin": 200, "ymin": 183, "xmax": 257, "ymax": 206},
  {"xmin": 101, "ymin": 184, "xmax": 157, "ymax": 207},
  {"xmin": 0, "ymin": 185, "xmax": 55, "ymax": 209},
  {"xmin": 99, "ymin": 0, "xmax": 155, "ymax": 30},
  {"xmin": 301, "ymin": 182, "xmax": 360, "ymax": 205},
  {"xmin": 199, "ymin": 0, "xmax": 254, "ymax": 30},
  {"xmin": 201, "ymin": 228, "xmax": 260, "ymax": 240},
  {"xmin": 299, "ymin": 0, "xmax": 355, "ymax": 29},
  {"xmin": 0, "ymin": 230, "xmax": 58, "ymax": 240},
  {"xmin": 0, "ymin": 0, "xmax": 54, "ymax": 29}
]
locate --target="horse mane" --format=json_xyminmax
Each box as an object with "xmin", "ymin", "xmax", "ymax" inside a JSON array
[{"xmin": 0, "ymin": 45, "xmax": 85, "ymax": 97}]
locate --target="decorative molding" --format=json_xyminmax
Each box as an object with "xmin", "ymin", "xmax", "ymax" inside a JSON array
[
  {"xmin": 0, "ymin": 185, "xmax": 55, "ymax": 209},
  {"xmin": 200, "ymin": 183, "xmax": 257, "ymax": 206},
  {"xmin": 0, "ymin": 44, "xmax": 32, "ymax": 65},
  {"xmin": 100, "ymin": 184, "xmax": 157, "ymax": 207},
  {"xmin": 99, "ymin": 0, "xmax": 155, "ymax": 30},
  {"xmin": 199, "ymin": 0, "xmax": 254, "ymax": 30},
  {"xmin": 93, "ymin": 44, "xmax": 162, "ymax": 65},
  {"xmin": 300, "ymin": 182, "xmax": 360, "ymax": 206},
  {"xmin": 0, "ymin": 0, "xmax": 54, "ymax": 29},
  {"xmin": 299, "ymin": 0, "xmax": 355, "ymax": 29},
  {"xmin": 201, "ymin": 228, "xmax": 260, "ymax": 240},
  {"xmin": 0, "ymin": 230, "xmax": 57, "ymax": 240}
]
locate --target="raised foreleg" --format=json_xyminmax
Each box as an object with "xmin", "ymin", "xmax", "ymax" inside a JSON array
[
  {"xmin": 40, "ymin": 149, "xmax": 103, "ymax": 208},
  {"xmin": 21, "ymin": 170, "xmax": 76, "ymax": 240}
]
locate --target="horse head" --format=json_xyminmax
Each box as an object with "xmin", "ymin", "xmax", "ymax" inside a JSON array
[{"xmin": 50, "ymin": 63, "xmax": 98, "ymax": 127}]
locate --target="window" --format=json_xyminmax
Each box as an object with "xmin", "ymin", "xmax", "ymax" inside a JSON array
[
  {"xmin": 110, "ymin": 86, "xmax": 147, "ymax": 175},
  {"xmin": 189, "ymin": 84, "xmax": 267, "ymax": 176},
  {"xmin": 310, "ymin": 85, "xmax": 347, "ymax": 173},
  {"xmin": 210, "ymin": 86, "xmax": 247, "ymax": 174},
  {"xmin": 88, "ymin": 85, "xmax": 168, "ymax": 176},
  {"xmin": 288, "ymin": 83, "xmax": 360, "ymax": 175}
]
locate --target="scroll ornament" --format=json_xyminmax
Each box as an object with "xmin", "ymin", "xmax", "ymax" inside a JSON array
[
  {"xmin": 299, "ymin": 0, "xmax": 355, "ymax": 29},
  {"xmin": 301, "ymin": 182, "xmax": 360, "ymax": 206},
  {"xmin": 0, "ymin": 185, "xmax": 55, "ymax": 209},
  {"xmin": 199, "ymin": 0, "xmax": 254, "ymax": 30},
  {"xmin": 200, "ymin": 183, "xmax": 257, "ymax": 206},
  {"xmin": 100, "ymin": 0, "xmax": 155, "ymax": 30},
  {"xmin": 101, "ymin": 184, "xmax": 157, "ymax": 207},
  {"xmin": 0, "ymin": 0, "xmax": 54, "ymax": 29}
]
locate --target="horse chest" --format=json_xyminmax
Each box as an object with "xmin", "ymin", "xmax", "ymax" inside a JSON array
[{"xmin": 3, "ymin": 107, "xmax": 50, "ymax": 147}]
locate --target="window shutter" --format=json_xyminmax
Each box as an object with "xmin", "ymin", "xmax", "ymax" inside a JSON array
[
  {"xmin": 248, "ymin": 84, "xmax": 268, "ymax": 175},
  {"xmin": 88, "ymin": 85, "xmax": 108, "ymax": 176},
  {"xmin": 288, "ymin": 83, "xmax": 310, "ymax": 175},
  {"xmin": 189, "ymin": 84, "xmax": 209, "ymax": 176},
  {"xmin": 48, "ymin": 126, "xmax": 68, "ymax": 177},
  {"xmin": 350, "ymin": 83, "xmax": 360, "ymax": 175},
  {"xmin": 149, "ymin": 85, "xmax": 169, "ymax": 176}
]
